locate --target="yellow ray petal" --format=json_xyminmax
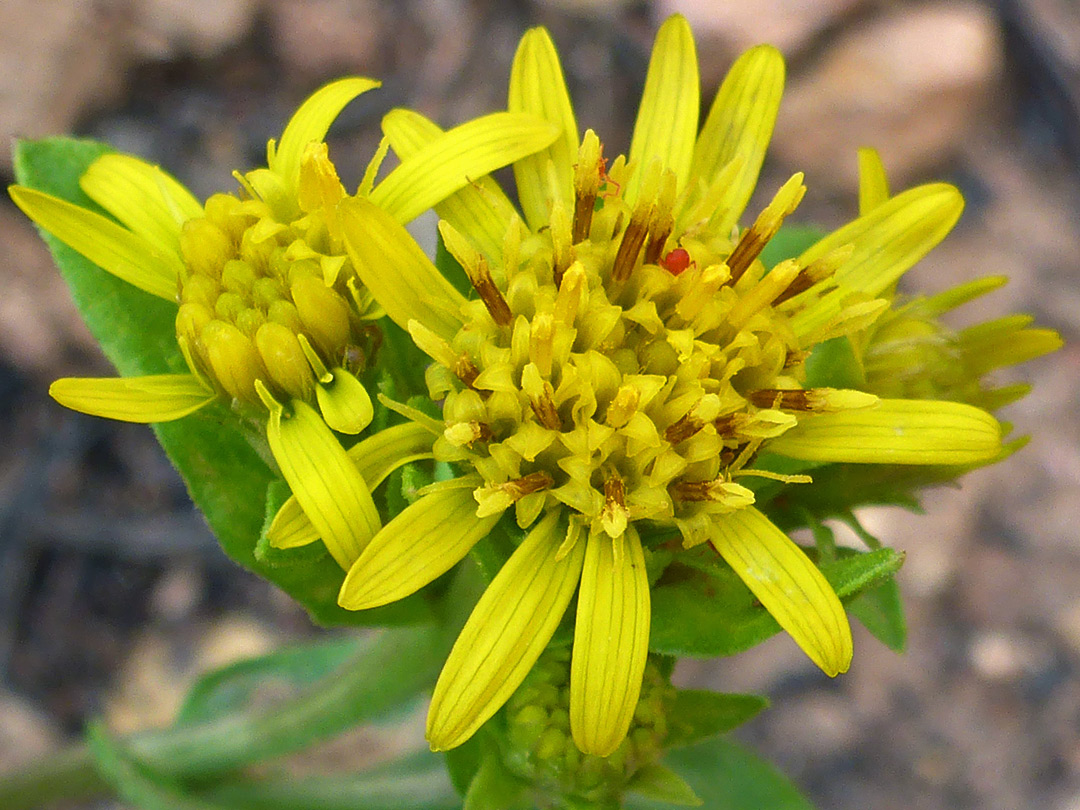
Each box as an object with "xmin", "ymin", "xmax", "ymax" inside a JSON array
[
  {"xmin": 508, "ymin": 27, "xmax": 579, "ymax": 231},
  {"xmin": 690, "ymin": 44, "xmax": 784, "ymax": 230},
  {"xmin": 315, "ymin": 369, "xmax": 373, "ymax": 435},
  {"xmin": 265, "ymin": 396, "xmax": 380, "ymax": 570},
  {"xmin": 49, "ymin": 375, "xmax": 214, "ymax": 422},
  {"xmin": 427, "ymin": 511, "xmax": 585, "ymax": 750},
  {"xmin": 370, "ymin": 112, "xmax": 559, "ymax": 225},
  {"xmin": 791, "ymin": 184, "xmax": 964, "ymax": 337},
  {"xmin": 710, "ymin": 506, "xmax": 852, "ymax": 676},
  {"xmin": 767, "ymin": 399, "xmax": 1002, "ymax": 465},
  {"xmin": 339, "ymin": 196, "xmax": 467, "ymax": 340},
  {"xmin": 81, "ymin": 154, "xmax": 202, "ymax": 255},
  {"xmin": 338, "ymin": 486, "xmax": 500, "ymax": 610},
  {"xmin": 381, "ymin": 108, "xmax": 516, "ymax": 263},
  {"xmin": 268, "ymin": 422, "xmax": 435, "ymax": 549},
  {"xmin": 570, "ymin": 527, "xmax": 651, "ymax": 757},
  {"xmin": 857, "ymin": 147, "xmax": 890, "ymax": 215},
  {"xmin": 270, "ymin": 77, "xmax": 380, "ymax": 187},
  {"xmin": 10, "ymin": 186, "xmax": 181, "ymax": 300},
  {"xmin": 959, "ymin": 318, "xmax": 1064, "ymax": 376},
  {"xmin": 627, "ymin": 15, "xmax": 699, "ymax": 202}
]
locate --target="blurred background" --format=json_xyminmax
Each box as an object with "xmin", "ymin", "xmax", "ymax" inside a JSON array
[{"xmin": 0, "ymin": 1, "xmax": 1076, "ymax": 808}]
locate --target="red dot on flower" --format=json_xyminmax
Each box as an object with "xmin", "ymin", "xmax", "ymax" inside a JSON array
[{"xmin": 661, "ymin": 248, "xmax": 691, "ymax": 276}]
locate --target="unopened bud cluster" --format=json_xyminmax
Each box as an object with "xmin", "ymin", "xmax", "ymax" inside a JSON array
[
  {"xmin": 500, "ymin": 646, "xmax": 674, "ymax": 808},
  {"xmin": 174, "ymin": 147, "xmax": 377, "ymax": 416}
]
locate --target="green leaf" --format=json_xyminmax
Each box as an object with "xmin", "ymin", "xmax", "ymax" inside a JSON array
[
  {"xmin": 86, "ymin": 723, "xmax": 227, "ymax": 810},
  {"xmin": 627, "ymin": 738, "xmax": 814, "ymax": 810},
  {"xmin": 175, "ymin": 634, "xmax": 364, "ymax": 725},
  {"xmin": 649, "ymin": 547, "xmax": 903, "ymax": 658},
  {"xmin": 759, "ymin": 224, "xmax": 825, "ymax": 270},
  {"xmin": 13, "ymin": 137, "xmax": 419, "ymax": 628},
  {"xmin": 849, "ymin": 577, "xmax": 907, "ymax": 652},
  {"xmin": 665, "ymin": 690, "xmax": 769, "ymax": 749},
  {"xmin": 626, "ymin": 763, "xmax": 702, "ymax": 806},
  {"xmin": 200, "ymin": 750, "xmax": 460, "ymax": 810}
]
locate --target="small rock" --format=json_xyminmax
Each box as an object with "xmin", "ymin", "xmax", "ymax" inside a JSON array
[
  {"xmin": 771, "ymin": 3, "xmax": 1005, "ymax": 190},
  {"xmin": 0, "ymin": 0, "xmax": 129, "ymax": 170},
  {"xmin": 128, "ymin": 0, "xmax": 260, "ymax": 60},
  {"xmin": 659, "ymin": 0, "xmax": 867, "ymax": 87},
  {"xmin": 0, "ymin": 692, "xmax": 60, "ymax": 772}
]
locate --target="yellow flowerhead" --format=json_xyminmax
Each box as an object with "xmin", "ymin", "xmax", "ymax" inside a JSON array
[
  {"xmin": 332, "ymin": 17, "xmax": 1002, "ymax": 757},
  {"xmin": 11, "ymin": 78, "xmax": 559, "ymax": 572}
]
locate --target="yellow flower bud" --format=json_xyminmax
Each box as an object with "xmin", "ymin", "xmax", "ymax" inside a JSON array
[
  {"xmin": 255, "ymin": 322, "xmax": 315, "ymax": 400},
  {"xmin": 201, "ymin": 320, "xmax": 265, "ymax": 404},
  {"xmin": 180, "ymin": 218, "xmax": 233, "ymax": 278},
  {"xmin": 290, "ymin": 275, "xmax": 351, "ymax": 359}
]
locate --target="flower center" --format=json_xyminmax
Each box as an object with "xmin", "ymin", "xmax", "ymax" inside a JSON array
[{"xmin": 424, "ymin": 131, "xmax": 862, "ymax": 544}]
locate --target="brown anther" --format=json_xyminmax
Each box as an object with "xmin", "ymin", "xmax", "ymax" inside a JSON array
[
  {"xmin": 746, "ymin": 388, "xmax": 814, "ymax": 411},
  {"xmin": 774, "ymin": 262, "xmax": 833, "ymax": 305},
  {"xmin": 665, "ymin": 413, "xmax": 705, "ymax": 445},
  {"xmin": 454, "ymin": 355, "xmax": 480, "ymax": 387},
  {"xmin": 467, "ymin": 255, "xmax": 512, "ymax": 326},
  {"xmin": 505, "ymin": 471, "xmax": 555, "ymax": 499},
  {"xmin": 643, "ymin": 221, "xmax": 673, "ymax": 266},
  {"xmin": 712, "ymin": 414, "xmax": 739, "ymax": 438},
  {"xmin": 572, "ymin": 189, "xmax": 596, "ymax": 245},
  {"xmin": 669, "ymin": 479, "xmax": 718, "ymax": 502},
  {"xmin": 604, "ymin": 473, "xmax": 626, "ymax": 510},
  {"xmin": 725, "ymin": 226, "xmax": 769, "ymax": 285},
  {"xmin": 530, "ymin": 384, "xmax": 563, "ymax": 431},
  {"xmin": 611, "ymin": 215, "xmax": 650, "ymax": 282}
]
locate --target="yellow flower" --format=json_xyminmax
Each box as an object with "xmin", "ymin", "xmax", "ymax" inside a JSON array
[
  {"xmin": 853, "ymin": 148, "xmax": 1062, "ymax": 410},
  {"xmin": 305, "ymin": 18, "xmax": 998, "ymax": 756},
  {"xmin": 11, "ymin": 78, "xmax": 559, "ymax": 572}
]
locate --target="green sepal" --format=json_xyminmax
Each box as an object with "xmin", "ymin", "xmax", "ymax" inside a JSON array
[
  {"xmin": 626, "ymin": 763, "xmax": 702, "ymax": 806},
  {"xmin": 803, "ymin": 336, "xmax": 866, "ymax": 389},
  {"xmin": 665, "ymin": 690, "xmax": 769, "ymax": 749},
  {"xmin": 649, "ymin": 546, "xmax": 903, "ymax": 658},
  {"xmin": 627, "ymin": 738, "xmax": 814, "ymax": 810},
  {"xmin": 850, "ymin": 576, "xmax": 907, "ymax": 652},
  {"xmin": 463, "ymin": 751, "xmax": 530, "ymax": 810}
]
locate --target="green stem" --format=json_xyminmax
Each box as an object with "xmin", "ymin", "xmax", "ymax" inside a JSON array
[{"xmin": 0, "ymin": 623, "xmax": 447, "ymax": 808}]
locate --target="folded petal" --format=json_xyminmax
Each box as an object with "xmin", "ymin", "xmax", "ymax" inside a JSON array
[
  {"xmin": 370, "ymin": 112, "xmax": 559, "ymax": 225},
  {"xmin": 768, "ymin": 399, "xmax": 1002, "ymax": 465},
  {"xmin": 791, "ymin": 184, "xmax": 964, "ymax": 337},
  {"xmin": 427, "ymin": 510, "xmax": 585, "ymax": 750},
  {"xmin": 509, "ymin": 27, "xmax": 579, "ymax": 230},
  {"xmin": 80, "ymin": 154, "xmax": 202, "ymax": 255},
  {"xmin": 10, "ymin": 186, "xmax": 181, "ymax": 300},
  {"xmin": 267, "ymin": 422, "xmax": 435, "ymax": 549},
  {"xmin": 315, "ymin": 369, "xmax": 373, "ymax": 434},
  {"xmin": 570, "ymin": 527, "xmax": 651, "ymax": 756},
  {"xmin": 857, "ymin": 147, "xmax": 890, "ymax": 215},
  {"xmin": 627, "ymin": 15, "xmax": 699, "ymax": 202},
  {"xmin": 338, "ymin": 485, "xmax": 500, "ymax": 610},
  {"xmin": 690, "ymin": 44, "xmax": 784, "ymax": 230},
  {"xmin": 381, "ymin": 108, "xmax": 516, "ymax": 263},
  {"xmin": 49, "ymin": 374, "xmax": 214, "ymax": 422},
  {"xmin": 710, "ymin": 506, "xmax": 852, "ymax": 676},
  {"xmin": 271, "ymin": 77, "xmax": 380, "ymax": 186},
  {"xmin": 339, "ymin": 196, "xmax": 467, "ymax": 340},
  {"xmin": 266, "ymin": 398, "xmax": 380, "ymax": 570}
]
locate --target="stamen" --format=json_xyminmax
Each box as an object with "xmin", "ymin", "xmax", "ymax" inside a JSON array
[
  {"xmin": 444, "ymin": 420, "xmax": 493, "ymax": 447},
  {"xmin": 554, "ymin": 262, "xmax": 586, "ymax": 327},
  {"xmin": 726, "ymin": 173, "xmax": 806, "ymax": 284},
  {"xmin": 774, "ymin": 244, "xmax": 854, "ymax": 305},
  {"xmin": 408, "ymin": 320, "xmax": 479, "ymax": 387},
  {"xmin": 747, "ymin": 387, "xmax": 877, "ymax": 412},
  {"xmin": 572, "ymin": 131, "xmax": 604, "ymax": 244},
  {"xmin": 600, "ymin": 473, "xmax": 629, "ymax": 538},
  {"xmin": 643, "ymin": 169, "xmax": 678, "ymax": 265},
  {"xmin": 438, "ymin": 221, "xmax": 513, "ymax": 326},
  {"xmin": 521, "ymin": 363, "xmax": 562, "ymax": 430}
]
